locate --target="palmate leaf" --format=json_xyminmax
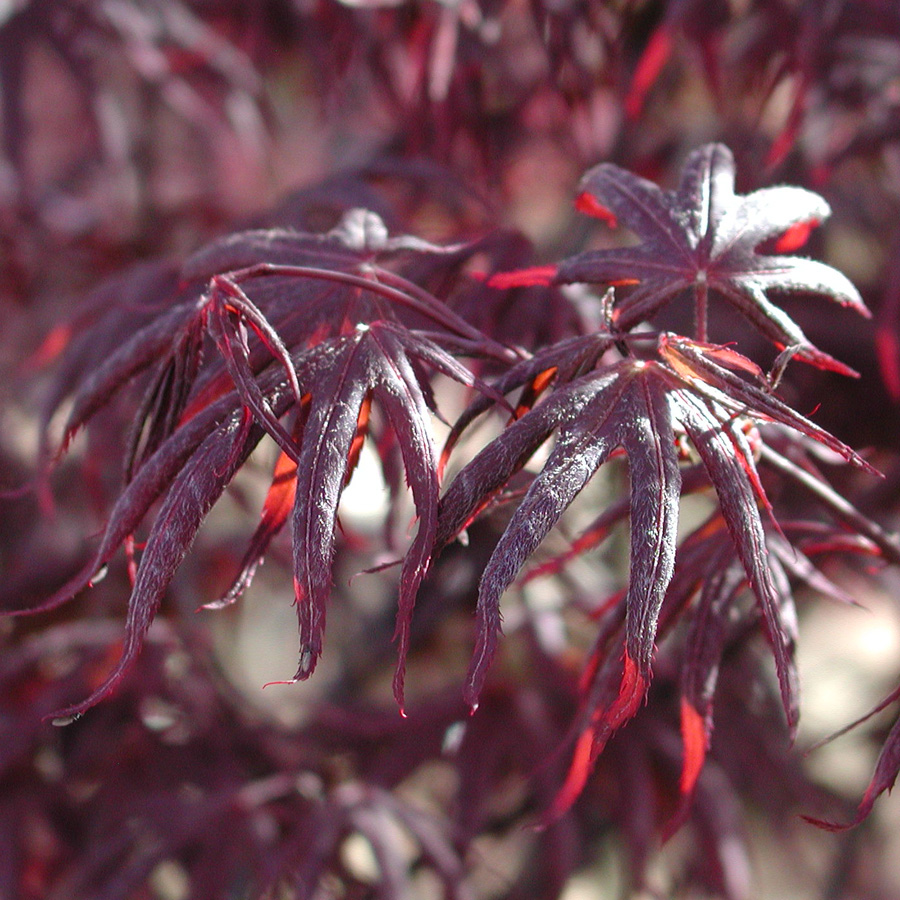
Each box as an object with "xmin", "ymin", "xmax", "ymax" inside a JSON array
[
  {"xmin": 472, "ymin": 364, "xmax": 680, "ymax": 709},
  {"xmin": 438, "ymin": 359, "xmax": 681, "ymax": 710},
  {"xmin": 33, "ymin": 318, "xmax": 485, "ymax": 718},
  {"xmin": 555, "ymin": 143, "xmax": 870, "ymax": 372},
  {"xmin": 41, "ymin": 209, "xmax": 506, "ymax": 492},
  {"xmin": 26, "ymin": 211, "xmax": 516, "ymax": 718},
  {"xmin": 436, "ymin": 335, "xmax": 873, "ymax": 742}
]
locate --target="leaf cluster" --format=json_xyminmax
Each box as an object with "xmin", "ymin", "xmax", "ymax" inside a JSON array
[
  {"xmin": 6, "ymin": 3, "xmax": 900, "ymax": 897},
  {"xmin": 19, "ymin": 142, "xmax": 900, "ymax": 853}
]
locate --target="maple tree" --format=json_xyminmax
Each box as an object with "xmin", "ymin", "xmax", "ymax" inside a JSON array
[{"xmin": 3, "ymin": 2, "xmax": 900, "ymax": 899}]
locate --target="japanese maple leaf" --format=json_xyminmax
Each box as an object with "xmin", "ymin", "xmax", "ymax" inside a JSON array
[
  {"xmin": 555, "ymin": 143, "xmax": 869, "ymax": 374},
  {"xmin": 436, "ymin": 336, "xmax": 873, "ymax": 728},
  {"xmin": 26, "ymin": 211, "xmax": 513, "ymax": 719},
  {"xmin": 44, "ymin": 211, "xmax": 504, "ymax": 475},
  {"xmin": 436, "ymin": 359, "xmax": 679, "ymax": 710},
  {"xmin": 37, "ymin": 320, "xmax": 484, "ymax": 721},
  {"xmin": 433, "ymin": 336, "xmax": 877, "ymax": 821}
]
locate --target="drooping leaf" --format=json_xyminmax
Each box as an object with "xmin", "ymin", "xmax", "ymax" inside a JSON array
[
  {"xmin": 289, "ymin": 321, "xmax": 487, "ymax": 708},
  {"xmin": 671, "ymin": 522, "xmax": 771, "ymax": 824},
  {"xmin": 672, "ymin": 389, "xmax": 800, "ymax": 732},
  {"xmin": 15, "ymin": 394, "xmax": 246, "ymax": 620},
  {"xmin": 45, "ymin": 212, "xmax": 512, "ymax": 479},
  {"xmin": 50, "ymin": 411, "xmax": 262, "ymax": 721},
  {"xmin": 439, "ymin": 359, "xmax": 682, "ymax": 709},
  {"xmin": 203, "ymin": 437, "xmax": 303, "ymax": 611},
  {"xmin": 805, "ymin": 706, "xmax": 900, "ymax": 832},
  {"xmin": 30, "ymin": 209, "xmax": 519, "ymax": 719},
  {"xmin": 432, "ymin": 319, "xmax": 878, "ymax": 814}
]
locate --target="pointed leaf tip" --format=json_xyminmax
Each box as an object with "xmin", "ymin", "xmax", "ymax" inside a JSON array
[
  {"xmin": 602, "ymin": 652, "xmax": 647, "ymax": 732},
  {"xmin": 392, "ymin": 666, "xmax": 408, "ymax": 713},
  {"xmin": 805, "ymin": 712, "xmax": 900, "ymax": 831},
  {"xmin": 545, "ymin": 653, "xmax": 649, "ymax": 824},
  {"xmin": 663, "ymin": 698, "xmax": 712, "ymax": 841},
  {"xmin": 50, "ymin": 714, "xmax": 81, "ymax": 727},
  {"xmin": 546, "ymin": 726, "xmax": 596, "ymax": 823},
  {"xmin": 295, "ymin": 645, "xmax": 316, "ymax": 679}
]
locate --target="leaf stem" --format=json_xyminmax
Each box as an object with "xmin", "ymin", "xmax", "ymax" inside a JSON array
[
  {"xmin": 221, "ymin": 263, "xmax": 515, "ymax": 363},
  {"xmin": 694, "ymin": 272, "xmax": 708, "ymax": 343}
]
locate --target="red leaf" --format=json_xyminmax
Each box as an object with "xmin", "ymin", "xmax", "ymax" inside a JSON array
[
  {"xmin": 289, "ymin": 323, "xmax": 483, "ymax": 701},
  {"xmin": 546, "ymin": 653, "xmax": 648, "ymax": 821},
  {"xmin": 679, "ymin": 697, "xmax": 709, "ymax": 797},
  {"xmin": 875, "ymin": 325, "xmax": 900, "ymax": 403},
  {"xmin": 203, "ymin": 442, "xmax": 300, "ymax": 610},
  {"xmin": 442, "ymin": 361, "xmax": 681, "ymax": 709},
  {"xmin": 774, "ymin": 218, "xmax": 819, "ymax": 253}
]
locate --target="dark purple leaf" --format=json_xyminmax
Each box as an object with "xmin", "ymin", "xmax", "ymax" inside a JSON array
[
  {"xmin": 440, "ymin": 360, "xmax": 682, "ymax": 709},
  {"xmin": 806, "ymin": 709, "xmax": 900, "ymax": 831},
  {"xmin": 289, "ymin": 322, "xmax": 483, "ymax": 707},
  {"xmin": 437, "ymin": 370, "xmax": 618, "ymax": 550},
  {"xmin": 556, "ymin": 143, "xmax": 869, "ymax": 372},
  {"xmin": 50, "ymin": 412, "xmax": 261, "ymax": 721},
  {"xmin": 659, "ymin": 333, "xmax": 878, "ymax": 474},
  {"xmin": 673, "ymin": 388, "xmax": 800, "ymax": 732},
  {"xmin": 439, "ymin": 333, "xmax": 612, "ymax": 472},
  {"xmin": 203, "ymin": 440, "xmax": 302, "ymax": 611}
]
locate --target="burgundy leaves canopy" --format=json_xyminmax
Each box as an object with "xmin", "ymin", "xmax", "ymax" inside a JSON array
[{"xmin": 25, "ymin": 143, "xmax": 894, "ymax": 827}]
